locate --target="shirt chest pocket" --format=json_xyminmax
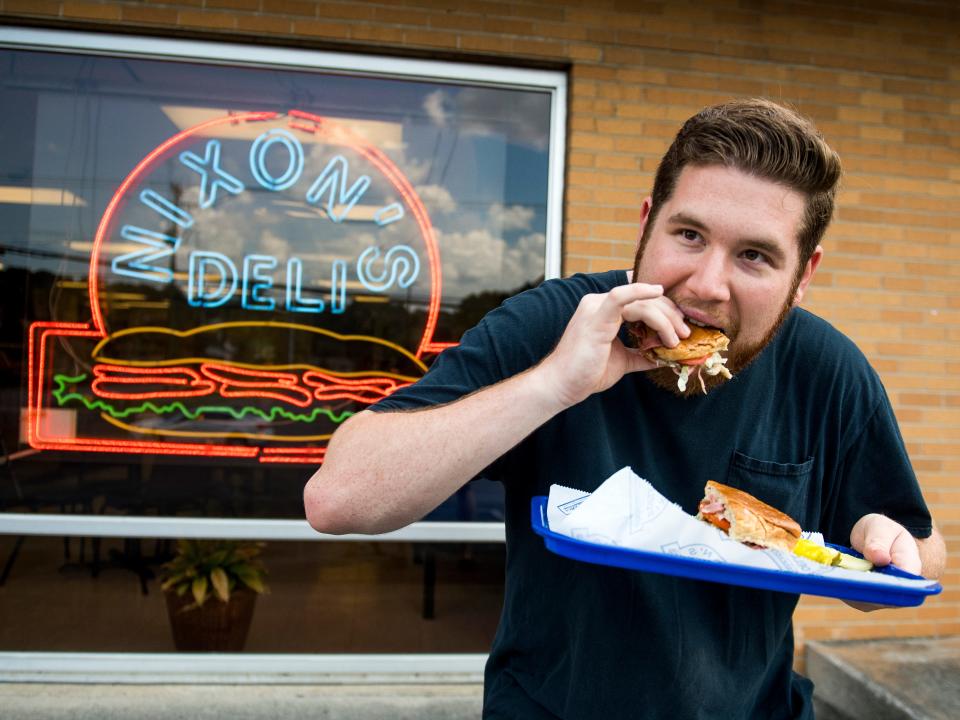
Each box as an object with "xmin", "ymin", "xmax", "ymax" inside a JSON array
[{"xmin": 725, "ymin": 450, "xmax": 814, "ymax": 526}]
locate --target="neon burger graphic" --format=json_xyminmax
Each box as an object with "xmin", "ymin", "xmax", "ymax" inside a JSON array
[{"xmin": 28, "ymin": 110, "xmax": 448, "ymax": 464}]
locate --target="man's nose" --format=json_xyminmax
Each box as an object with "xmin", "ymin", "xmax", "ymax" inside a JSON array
[{"xmin": 685, "ymin": 250, "xmax": 731, "ymax": 303}]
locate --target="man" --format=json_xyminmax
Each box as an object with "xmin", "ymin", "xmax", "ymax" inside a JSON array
[{"xmin": 305, "ymin": 99, "xmax": 946, "ymax": 718}]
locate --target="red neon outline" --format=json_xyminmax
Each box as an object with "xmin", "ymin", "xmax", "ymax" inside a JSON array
[
  {"xmin": 92, "ymin": 364, "xmax": 217, "ymax": 400},
  {"xmin": 259, "ymin": 445, "xmax": 327, "ymax": 465},
  {"xmin": 200, "ymin": 363, "xmax": 314, "ymax": 407}
]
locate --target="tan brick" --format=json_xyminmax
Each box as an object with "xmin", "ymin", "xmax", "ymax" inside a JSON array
[
  {"xmin": 2, "ymin": 0, "xmax": 61, "ymax": 15},
  {"xmin": 567, "ymin": 43, "xmax": 603, "ymax": 62},
  {"xmin": 860, "ymin": 91, "xmax": 904, "ymax": 110},
  {"xmin": 482, "ymin": 17, "xmax": 534, "ymax": 35},
  {"xmin": 260, "ymin": 0, "xmax": 317, "ymax": 18},
  {"xmin": 373, "ymin": 5, "xmax": 433, "ymax": 26},
  {"xmin": 350, "ymin": 25, "xmax": 405, "ymax": 44},
  {"xmin": 403, "ymin": 28, "xmax": 460, "ymax": 49},
  {"xmin": 563, "ymin": 256, "xmax": 592, "ymax": 274},
  {"xmin": 595, "ymin": 154, "xmax": 640, "ymax": 171},
  {"xmin": 882, "ymin": 276, "xmax": 925, "ymax": 292},
  {"xmin": 121, "ymin": 4, "xmax": 179, "ymax": 24},
  {"xmin": 62, "ymin": 0, "xmax": 122, "ymax": 20},
  {"xmin": 459, "ymin": 33, "xmax": 514, "ymax": 54},
  {"xmin": 859, "ymin": 126, "xmax": 905, "ymax": 143},
  {"xmin": 317, "ymin": 2, "xmax": 375, "ymax": 21},
  {"xmin": 568, "ymin": 133, "xmax": 616, "ymax": 152},
  {"xmin": 177, "ymin": 9, "xmax": 236, "ymax": 29},
  {"xmin": 206, "ymin": 0, "xmax": 259, "ymax": 11},
  {"xmin": 291, "ymin": 18, "xmax": 353, "ymax": 40},
  {"xmin": 236, "ymin": 14, "xmax": 292, "ymax": 35}
]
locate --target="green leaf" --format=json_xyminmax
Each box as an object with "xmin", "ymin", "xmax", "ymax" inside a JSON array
[
  {"xmin": 235, "ymin": 567, "xmax": 266, "ymax": 594},
  {"xmin": 210, "ymin": 567, "xmax": 230, "ymax": 602},
  {"xmin": 191, "ymin": 576, "xmax": 208, "ymax": 608}
]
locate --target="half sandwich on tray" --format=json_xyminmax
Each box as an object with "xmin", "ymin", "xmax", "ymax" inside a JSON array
[{"xmin": 697, "ymin": 480, "xmax": 874, "ymax": 572}]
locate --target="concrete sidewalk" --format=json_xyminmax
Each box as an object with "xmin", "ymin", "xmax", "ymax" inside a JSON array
[
  {"xmin": 807, "ymin": 636, "xmax": 960, "ymax": 720},
  {"xmin": 5, "ymin": 636, "xmax": 959, "ymax": 719},
  {"xmin": 0, "ymin": 683, "xmax": 483, "ymax": 720}
]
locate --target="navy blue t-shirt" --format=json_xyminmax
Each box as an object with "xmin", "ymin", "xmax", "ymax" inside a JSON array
[{"xmin": 373, "ymin": 270, "xmax": 932, "ymax": 719}]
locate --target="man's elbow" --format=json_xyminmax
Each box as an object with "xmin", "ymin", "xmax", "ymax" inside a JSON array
[{"xmin": 304, "ymin": 472, "xmax": 358, "ymax": 535}]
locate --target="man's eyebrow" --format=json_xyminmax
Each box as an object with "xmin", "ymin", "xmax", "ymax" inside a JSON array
[
  {"xmin": 666, "ymin": 212, "xmax": 709, "ymax": 232},
  {"xmin": 665, "ymin": 212, "xmax": 789, "ymax": 263}
]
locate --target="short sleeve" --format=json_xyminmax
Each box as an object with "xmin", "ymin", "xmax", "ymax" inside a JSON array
[
  {"xmin": 371, "ymin": 319, "xmax": 509, "ymax": 412},
  {"xmin": 822, "ymin": 395, "xmax": 933, "ymax": 544},
  {"xmin": 371, "ymin": 276, "xmax": 585, "ymax": 413}
]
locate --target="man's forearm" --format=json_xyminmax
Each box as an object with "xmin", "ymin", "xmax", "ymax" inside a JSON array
[
  {"xmin": 304, "ymin": 364, "xmax": 567, "ymax": 535},
  {"xmin": 917, "ymin": 526, "xmax": 946, "ymax": 580}
]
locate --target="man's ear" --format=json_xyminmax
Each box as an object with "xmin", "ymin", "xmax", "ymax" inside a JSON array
[
  {"xmin": 792, "ymin": 245, "xmax": 824, "ymax": 306},
  {"xmin": 634, "ymin": 196, "xmax": 654, "ymax": 254}
]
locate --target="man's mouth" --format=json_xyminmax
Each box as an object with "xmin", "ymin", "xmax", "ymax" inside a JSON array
[{"xmin": 683, "ymin": 313, "xmax": 726, "ymax": 334}]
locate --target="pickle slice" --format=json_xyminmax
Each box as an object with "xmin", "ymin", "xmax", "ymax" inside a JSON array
[{"xmin": 835, "ymin": 553, "xmax": 874, "ymax": 572}]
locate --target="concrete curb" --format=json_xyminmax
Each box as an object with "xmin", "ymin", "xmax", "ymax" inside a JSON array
[{"xmin": 0, "ymin": 683, "xmax": 484, "ymax": 720}]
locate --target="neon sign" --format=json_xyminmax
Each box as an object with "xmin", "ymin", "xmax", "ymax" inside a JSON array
[{"xmin": 27, "ymin": 110, "xmax": 452, "ymax": 464}]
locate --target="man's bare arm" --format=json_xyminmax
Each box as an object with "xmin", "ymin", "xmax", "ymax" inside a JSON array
[
  {"xmin": 304, "ymin": 282, "xmax": 688, "ymax": 535},
  {"xmin": 916, "ymin": 525, "xmax": 946, "ymax": 580},
  {"xmin": 304, "ymin": 368, "xmax": 564, "ymax": 535}
]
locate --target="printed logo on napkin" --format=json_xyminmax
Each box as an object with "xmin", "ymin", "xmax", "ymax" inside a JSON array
[{"xmin": 547, "ymin": 467, "xmax": 937, "ymax": 590}]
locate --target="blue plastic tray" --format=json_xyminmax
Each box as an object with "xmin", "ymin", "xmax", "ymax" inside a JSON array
[{"xmin": 531, "ymin": 496, "xmax": 940, "ymax": 607}]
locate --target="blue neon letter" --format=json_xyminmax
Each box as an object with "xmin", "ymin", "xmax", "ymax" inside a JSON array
[
  {"xmin": 112, "ymin": 226, "xmax": 181, "ymax": 284},
  {"xmin": 305, "ymin": 155, "xmax": 370, "ymax": 223},
  {"xmin": 179, "ymin": 139, "xmax": 244, "ymax": 209},
  {"xmin": 188, "ymin": 251, "xmax": 238, "ymax": 307},
  {"xmin": 285, "ymin": 257, "xmax": 324, "ymax": 313},
  {"xmin": 331, "ymin": 260, "xmax": 347, "ymax": 314},
  {"xmin": 250, "ymin": 129, "xmax": 304, "ymax": 191},
  {"xmin": 356, "ymin": 245, "xmax": 420, "ymax": 293},
  {"xmin": 242, "ymin": 254, "xmax": 277, "ymax": 311}
]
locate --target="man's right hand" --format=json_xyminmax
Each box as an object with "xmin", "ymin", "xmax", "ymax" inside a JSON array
[{"xmin": 536, "ymin": 283, "xmax": 690, "ymax": 409}]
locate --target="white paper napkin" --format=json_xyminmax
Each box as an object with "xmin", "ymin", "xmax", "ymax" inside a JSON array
[{"xmin": 547, "ymin": 467, "xmax": 938, "ymax": 590}]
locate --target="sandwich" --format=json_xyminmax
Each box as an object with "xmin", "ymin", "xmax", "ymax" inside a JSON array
[
  {"xmin": 698, "ymin": 480, "xmax": 800, "ymax": 551},
  {"xmin": 630, "ymin": 323, "xmax": 733, "ymax": 393},
  {"xmin": 697, "ymin": 480, "xmax": 873, "ymax": 571}
]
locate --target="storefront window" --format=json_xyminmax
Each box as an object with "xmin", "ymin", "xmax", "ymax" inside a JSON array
[{"xmin": 0, "ymin": 30, "xmax": 564, "ymax": 658}]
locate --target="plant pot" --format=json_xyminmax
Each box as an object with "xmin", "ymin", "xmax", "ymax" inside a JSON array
[{"xmin": 164, "ymin": 587, "xmax": 257, "ymax": 652}]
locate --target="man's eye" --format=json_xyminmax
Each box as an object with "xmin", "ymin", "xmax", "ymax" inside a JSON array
[
  {"xmin": 680, "ymin": 229, "xmax": 701, "ymax": 242},
  {"xmin": 742, "ymin": 249, "xmax": 768, "ymax": 264}
]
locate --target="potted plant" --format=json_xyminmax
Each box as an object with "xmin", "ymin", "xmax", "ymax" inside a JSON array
[{"xmin": 160, "ymin": 539, "xmax": 269, "ymax": 652}]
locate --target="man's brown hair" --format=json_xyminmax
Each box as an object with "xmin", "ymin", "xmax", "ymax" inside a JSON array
[{"xmin": 644, "ymin": 98, "xmax": 842, "ymax": 269}]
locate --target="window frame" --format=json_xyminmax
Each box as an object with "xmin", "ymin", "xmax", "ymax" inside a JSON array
[{"xmin": 0, "ymin": 27, "xmax": 566, "ymax": 545}]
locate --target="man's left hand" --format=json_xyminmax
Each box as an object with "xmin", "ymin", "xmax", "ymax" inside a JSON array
[{"xmin": 849, "ymin": 513, "xmax": 921, "ymax": 575}]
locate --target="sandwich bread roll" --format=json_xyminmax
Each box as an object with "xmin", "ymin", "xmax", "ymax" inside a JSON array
[{"xmin": 697, "ymin": 480, "xmax": 801, "ymax": 552}]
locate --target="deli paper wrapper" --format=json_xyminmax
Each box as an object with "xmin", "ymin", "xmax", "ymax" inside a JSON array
[{"xmin": 548, "ymin": 467, "xmax": 938, "ymax": 590}]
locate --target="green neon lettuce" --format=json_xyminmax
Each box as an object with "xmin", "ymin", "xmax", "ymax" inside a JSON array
[{"xmin": 52, "ymin": 373, "xmax": 353, "ymax": 425}]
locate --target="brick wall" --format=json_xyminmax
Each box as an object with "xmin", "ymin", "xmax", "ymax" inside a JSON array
[{"xmin": 2, "ymin": 0, "xmax": 958, "ymax": 660}]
